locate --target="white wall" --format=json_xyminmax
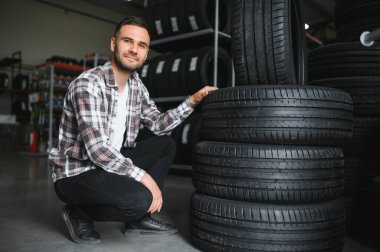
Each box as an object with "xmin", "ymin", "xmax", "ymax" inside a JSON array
[{"xmin": 0, "ymin": 0, "xmax": 135, "ymax": 65}]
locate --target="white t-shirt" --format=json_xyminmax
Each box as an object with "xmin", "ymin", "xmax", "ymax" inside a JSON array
[{"xmin": 111, "ymin": 85, "xmax": 128, "ymax": 151}]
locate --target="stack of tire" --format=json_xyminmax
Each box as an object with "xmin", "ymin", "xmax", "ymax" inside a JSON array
[
  {"xmin": 11, "ymin": 74, "xmax": 30, "ymax": 122},
  {"xmin": 171, "ymin": 113, "xmax": 202, "ymax": 165},
  {"xmin": 371, "ymin": 177, "xmax": 380, "ymax": 231},
  {"xmin": 139, "ymin": 0, "xmax": 234, "ymax": 98},
  {"xmin": 139, "ymin": 0, "xmax": 233, "ymax": 168},
  {"xmin": 143, "ymin": 0, "xmax": 231, "ymax": 40},
  {"xmin": 190, "ymin": 0, "xmax": 354, "ymax": 251},
  {"xmin": 135, "ymin": 113, "xmax": 202, "ymax": 166},
  {"xmin": 139, "ymin": 47, "xmax": 232, "ymax": 97},
  {"xmin": 308, "ymin": 0, "xmax": 380, "ymax": 240},
  {"xmin": 335, "ymin": 0, "xmax": 380, "ymax": 43},
  {"xmin": 0, "ymin": 73, "xmax": 9, "ymax": 89}
]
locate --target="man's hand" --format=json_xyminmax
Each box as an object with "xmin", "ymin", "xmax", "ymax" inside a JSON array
[
  {"xmin": 139, "ymin": 173, "xmax": 162, "ymax": 213},
  {"xmin": 189, "ymin": 86, "xmax": 219, "ymax": 105}
]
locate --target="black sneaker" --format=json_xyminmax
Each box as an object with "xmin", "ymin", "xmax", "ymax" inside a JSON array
[
  {"xmin": 124, "ymin": 215, "xmax": 178, "ymax": 235},
  {"xmin": 62, "ymin": 205, "xmax": 101, "ymax": 244}
]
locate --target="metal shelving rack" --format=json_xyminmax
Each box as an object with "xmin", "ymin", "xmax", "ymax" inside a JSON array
[
  {"xmin": 147, "ymin": 0, "xmax": 235, "ymax": 170},
  {"xmin": 150, "ymin": 28, "xmax": 231, "ymax": 46},
  {"xmin": 37, "ymin": 64, "xmax": 85, "ymax": 152},
  {"xmin": 0, "ymin": 51, "xmax": 34, "ymax": 122},
  {"xmin": 47, "ymin": 65, "xmax": 54, "ymax": 152},
  {"xmin": 83, "ymin": 53, "xmax": 110, "ymax": 68},
  {"xmin": 149, "ymin": 0, "xmax": 234, "ymax": 103}
]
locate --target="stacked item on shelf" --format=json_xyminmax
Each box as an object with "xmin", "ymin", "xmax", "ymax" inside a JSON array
[
  {"xmin": 43, "ymin": 55, "xmax": 86, "ymax": 71},
  {"xmin": 139, "ymin": 47, "xmax": 232, "ymax": 97},
  {"xmin": 335, "ymin": 0, "xmax": 380, "ymax": 42},
  {"xmin": 0, "ymin": 51, "xmax": 23, "ymax": 88},
  {"xmin": 10, "ymin": 73, "xmax": 31, "ymax": 124},
  {"xmin": 0, "ymin": 51, "xmax": 36, "ymax": 153},
  {"xmin": 190, "ymin": 0, "xmax": 352, "ymax": 251},
  {"xmin": 0, "ymin": 52, "xmax": 32, "ymax": 125},
  {"xmin": 308, "ymin": 1, "xmax": 380, "ymax": 247},
  {"xmin": 171, "ymin": 113, "xmax": 202, "ymax": 166},
  {"xmin": 46, "ymin": 55, "xmax": 81, "ymax": 66},
  {"xmin": 81, "ymin": 53, "xmax": 110, "ymax": 68},
  {"xmin": 140, "ymin": 0, "xmax": 234, "ymax": 169},
  {"xmin": 0, "ymin": 73, "xmax": 10, "ymax": 89},
  {"xmin": 29, "ymin": 55, "xmax": 86, "ymax": 153},
  {"xmin": 144, "ymin": 0, "xmax": 231, "ymax": 40}
]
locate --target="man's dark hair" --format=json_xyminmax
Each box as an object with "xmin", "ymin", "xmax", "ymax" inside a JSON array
[{"xmin": 113, "ymin": 16, "xmax": 149, "ymax": 38}]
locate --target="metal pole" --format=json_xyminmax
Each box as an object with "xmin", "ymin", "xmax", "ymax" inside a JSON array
[
  {"xmin": 360, "ymin": 27, "xmax": 380, "ymax": 47},
  {"xmin": 231, "ymin": 59, "xmax": 235, "ymax": 87},
  {"xmin": 213, "ymin": 0, "xmax": 220, "ymax": 86},
  {"xmin": 48, "ymin": 65, "xmax": 54, "ymax": 152}
]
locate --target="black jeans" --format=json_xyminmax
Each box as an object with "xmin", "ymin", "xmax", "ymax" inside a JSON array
[{"xmin": 54, "ymin": 135, "xmax": 176, "ymax": 222}]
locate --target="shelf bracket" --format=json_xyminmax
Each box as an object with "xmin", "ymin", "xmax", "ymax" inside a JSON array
[
  {"xmin": 213, "ymin": 0, "xmax": 220, "ymax": 87},
  {"xmin": 360, "ymin": 27, "xmax": 380, "ymax": 47}
]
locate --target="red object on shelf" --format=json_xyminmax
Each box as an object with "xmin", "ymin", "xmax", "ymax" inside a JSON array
[
  {"xmin": 40, "ymin": 62, "xmax": 89, "ymax": 72},
  {"xmin": 30, "ymin": 129, "xmax": 39, "ymax": 153}
]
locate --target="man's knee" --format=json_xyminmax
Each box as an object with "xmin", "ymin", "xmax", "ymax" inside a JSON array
[
  {"xmin": 117, "ymin": 187, "xmax": 152, "ymax": 220},
  {"xmin": 159, "ymin": 135, "xmax": 176, "ymax": 156}
]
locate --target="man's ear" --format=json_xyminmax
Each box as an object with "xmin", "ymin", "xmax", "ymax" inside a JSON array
[{"xmin": 110, "ymin": 37, "xmax": 115, "ymax": 52}]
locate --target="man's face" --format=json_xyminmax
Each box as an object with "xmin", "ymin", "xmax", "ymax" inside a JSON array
[{"xmin": 111, "ymin": 24, "xmax": 150, "ymax": 73}]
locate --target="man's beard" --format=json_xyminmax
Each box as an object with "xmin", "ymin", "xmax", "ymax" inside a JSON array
[{"xmin": 112, "ymin": 44, "xmax": 143, "ymax": 73}]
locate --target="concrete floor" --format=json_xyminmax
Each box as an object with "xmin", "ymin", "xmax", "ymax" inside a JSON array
[{"xmin": 0, "ymin": 153, "xmax": 378, "ymax": 252}]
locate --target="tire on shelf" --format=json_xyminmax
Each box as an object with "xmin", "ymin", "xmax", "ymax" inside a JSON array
[
  {"xmin": 168, "ymin": 0, "xmax": 188, "ymax": 36},
  {"xmin": 193, "ymin": 141, "xmax": 344, "ymax": 203},
  {"xmin": 185, "ymin": 47, "xmax": 232, "ymax": 95},
  {"xmin": 12, "ymin": 74, "xmax": 29, "ymax": 90},
  {"xmin": 139, "ymin": 57, "xmax": 157, "ymax": 97},
  {"xmin": 343, "ymin": 117, "xmax": 380, "ymax": 161},
  {"xmin": 336, "ymin": 17, "xmax": 380, "ymax": 42},
  {"xmin": 335, "ymin": 0, "xmax": 380, "ymax": 29},
  {"xmin": 152, "ymin": 1, "xmax": 171, "ymax": 39},
  {"xmin": 343, "ymin": 157, "xmax": 375, "ymax": 198},
  {"xmin": 343, "ymin": 197, "xmax": 358, "ymax": 235},
  {"xmin": 309, "ymin": 76, "xmax": 380, "ymax": 116},
  {"xmin": 145, "ymin": 47, "xmax": 232, "ymax": 98},
  {"xmin": 150, "ymin": 56, "xmax": 171, "ymax": 97},
  {"xmin": 143, "ymin": 4, "xmax": 156, "ymax": 39},
  {"xmin": 172, "ymin": 113, "xmax": 202, "ymax": 165},
  {"xmin": 201, "ymin": 85, "xmax": 353, "ymax": 145},
  {"xmin": 370, "ymin": 177, "xmax": 380, "ymax": 245},
  {"xmin": 372, "ymin": 177, "xmax": 380, "ymax": 196},
  {"xmin": 143, "ymin": 1, "xmax": 170, "ymax": 40},
  {"xmin": 308, "ymin": 42, "xmax": 380, "ymax": 82},
  {"xmin": 191, "ymin": 193, "xmax": 346, "ymax": 252},
  {"xmin": 0, "ymin": 73, "xmax": 9, "ymax": 89},
  {"xmin": 231, "ymin": 0, "xmax": 306, "ymax": 85},
  {"xmin": 167, "ymin": 50, "xmax": 196, "ymax": 96},
  {"xmin": 185, "ymin": 0, "xmax": 231, "ymax": 34},
  {"xmin": 371, "ymin": 177, "xmax": 380, "ymax": 207}
]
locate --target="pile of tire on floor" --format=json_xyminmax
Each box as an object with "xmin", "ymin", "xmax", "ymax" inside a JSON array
[
  {"xmin": 309, "ymin": 0, "xmax": 380, "ymax": 249},
  {"xmin": 190, "ymin": 0, "xmax": 354, "ymax": 251}
]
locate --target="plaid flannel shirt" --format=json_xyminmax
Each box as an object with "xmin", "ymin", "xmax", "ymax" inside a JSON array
[{"xmin": 49, "ymin": 61, "xmax": 194, "ymax": 183}]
